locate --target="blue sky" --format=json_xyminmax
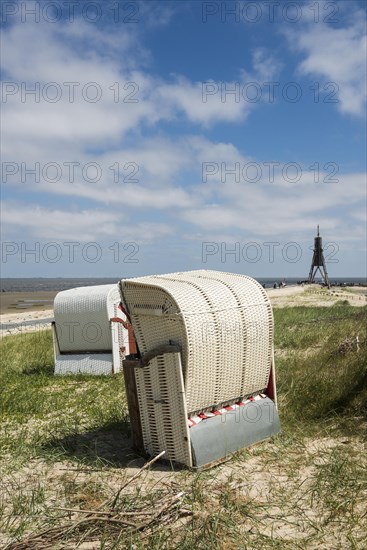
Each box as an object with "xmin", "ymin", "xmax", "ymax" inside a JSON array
[{"xmin": 1, "ymin": 0, "xmax": 366, "ymax": 278}]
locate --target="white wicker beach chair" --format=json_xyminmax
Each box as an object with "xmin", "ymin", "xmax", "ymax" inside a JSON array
[
  {"xmin": 53, "ymin": 284, "xmax": 131, "ymax": 375},
  {"xmin": 120, "ymin": 270, "xmax": 280, "ymax": 467}
]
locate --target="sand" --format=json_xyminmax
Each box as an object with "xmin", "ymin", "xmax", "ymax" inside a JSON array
[
  {"xmin": 268, "ymin": 285, "xmax": 367, "ymax": 308},
  {"xmin": 1, "ymin": 285, "xmax": 365, "ymax": 338},
  {"xmin": 0, "ymin": 291, "xmax": 57, "ymax": 314},
  {"xmin": 0, "ymin": 291, "xmax": 56, "ymax": 337}
]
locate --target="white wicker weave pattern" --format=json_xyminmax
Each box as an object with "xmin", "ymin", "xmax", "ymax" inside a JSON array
[
  {"xmin": 121, "ymin": 270, "xmax": 273, "ymax": 415},
  {"xmin": 134, "ymin": 352, "xmax": 192, "ymax": 466},
  {"xmin": 54, "ymin": 354, "xmax": 114, "ymax": 375},
  {"xmin": 53, "ymin": 284, "xmax": 128, "ymax": 375},
  {"xmin": 187, "ymin": 270, "xmax": 273, "ymax": 402},
  {"xmin": 54, "ymin": 285, "xmax": 120, "ymax": 352}
]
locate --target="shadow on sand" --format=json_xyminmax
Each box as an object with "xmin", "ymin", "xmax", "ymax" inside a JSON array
[{"xmin": 43, "ymin": 421, "xmax": 175, "ymax": 472}]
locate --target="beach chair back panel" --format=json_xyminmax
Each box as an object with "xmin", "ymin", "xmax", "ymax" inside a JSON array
[
  {"xmin": 134, "ymin": 352, "xmax": 192, "ymax": 466},
  {"xmin": 54, "ymin": 285, "xmax": 121, "ymax": 353}
]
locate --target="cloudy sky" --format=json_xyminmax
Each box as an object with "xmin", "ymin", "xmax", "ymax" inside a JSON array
[{"xmin": 1, "ymin": 0, "xmax": 366, "ymax": 278}]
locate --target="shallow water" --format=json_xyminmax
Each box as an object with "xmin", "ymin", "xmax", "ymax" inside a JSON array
[{"xmin": 1, "ymin": 276, "xmax": 366, "ymax": 293}]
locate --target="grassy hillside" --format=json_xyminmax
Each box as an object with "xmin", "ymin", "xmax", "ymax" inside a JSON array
[{"xmin": 0, "ymin": 304, "xmax": 366, "ymax": 548}]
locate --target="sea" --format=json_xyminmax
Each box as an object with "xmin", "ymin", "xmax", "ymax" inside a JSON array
[{"xmin": 1, "ymin": 277, "xmax": 366, "ymax": 293}]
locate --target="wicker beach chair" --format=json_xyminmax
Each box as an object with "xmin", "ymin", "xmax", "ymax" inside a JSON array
[
  {"xmin": 53, "ymin": 284, "xmax": 131, "ymax": 375},
  {"xmin": 120, "ymin": 270, "xmax": 280, "ymax": 467}
]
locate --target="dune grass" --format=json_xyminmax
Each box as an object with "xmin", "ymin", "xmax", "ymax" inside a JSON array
[
  {"xmin": 274, "ymin": 305, "xmax": 367, "ymax": 426},
  {"xmin": 0, "ymin": 304, "xmax": 366, "ymax": 548},
  {"xmin": 0, "ymin": 330, "xmax": 130, "ymax": 472}
]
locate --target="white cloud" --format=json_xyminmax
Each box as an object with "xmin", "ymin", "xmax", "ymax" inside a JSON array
[
  {"xmin": 2, "ymin": 130, "xmax": 365, "ymax": 238},
  {"xmin": 180, "ymin": 156, "xmax": 366, "ymax": 240},
  {"xmin": 1, "ymin": 202, "xmax": 173, "ymax": 242},
  {"xmin": 351, "ymin": 207, "xmax": 367, "ymax": 223},
  {"xmin": 154, "ymin": 49, "xmax": 281, "ymax": 125},
  {"xmin": 1, "ymin": 136, "xmax": 198, "ymax": 210},
  {"xmin": 138, "ymin": 0, "xmax": 179, "ymax": 28},
  {"xmin": 1, "ymin": 19, "xmax": 279, "ymax": 161},
  {"xmin": 1, "ymin": 20, "xmax": 162, "ymax": 153},
  {"xmin": 286, "ymin": 7, "xmax": 366, "ymax": 117}
]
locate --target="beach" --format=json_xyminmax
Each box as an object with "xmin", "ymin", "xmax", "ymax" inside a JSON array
[
  {"xmin": 1, "ymin": 284, "xmax": 365, "ymax": 338},
  {"xmin": 0, "ymin": 291, "xmax": 56, "ymax": 337},
  {"xmin": 0, "ymin": 290, "xmax": 57, "ymax": 314}
]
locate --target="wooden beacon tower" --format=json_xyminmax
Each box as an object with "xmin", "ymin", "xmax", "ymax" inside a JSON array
[{"xmin": 308, "ymin": 225, "xmax": 330, "ymax": 287}]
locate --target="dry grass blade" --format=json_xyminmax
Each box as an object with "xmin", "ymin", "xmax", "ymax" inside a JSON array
[
  {"xmin": 135, "ymin": 491, "xmax": 186, "ymax": 531},
  {"xmin": 6, "ymin": 492, "xmax": 187, "ymax": 549},
  {"xmin": 4, "ymin": 451, "xmax": 170, "ymax": 549},
  {"xmin": 51, "ymin": 507, "xmax": 115, "ymax": 516},
  {"xmin": 110, "ymin": 449, "xmax": 166, "ymax": 510},
  {"xmin": 51, "ymin": 507, "xmax": 153, "ymax": 517}
]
